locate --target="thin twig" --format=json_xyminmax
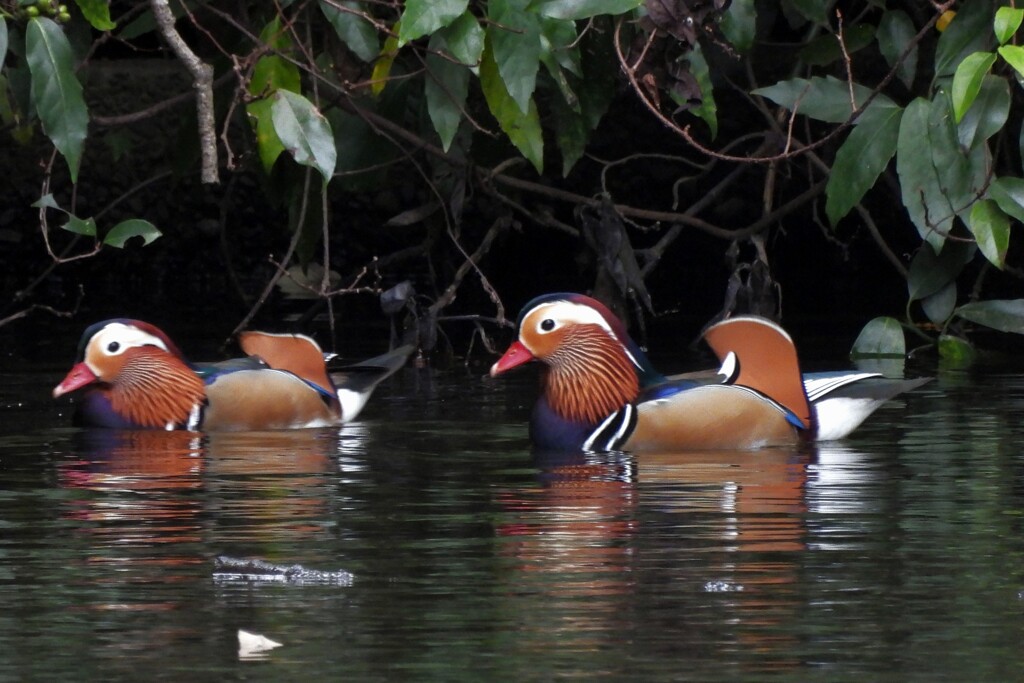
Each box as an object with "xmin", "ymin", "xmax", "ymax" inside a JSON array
[{"xmin": 228, "ymin": 166, "xmax": 314, "ymax": 340}]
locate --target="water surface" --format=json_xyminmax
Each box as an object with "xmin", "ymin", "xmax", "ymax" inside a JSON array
[{"xmin": 1, "ymin": 358, "xmax": 1022, "ymax": 681}]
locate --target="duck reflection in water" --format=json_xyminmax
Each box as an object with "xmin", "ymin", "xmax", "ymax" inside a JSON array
[
  {"xmin": 59, "ymin": 430, "xmax": 205, "ymax": 536},
  {"xmin": 497, "ymin": 443, "xmax": 869, "ymax": 669},
  {"xmin": 60, "ymin": 427, "xmax": 354, "ymax": 547},
  {"xmin": 54, "ymin": 427, "xmax": 353, "ymax": 661}
]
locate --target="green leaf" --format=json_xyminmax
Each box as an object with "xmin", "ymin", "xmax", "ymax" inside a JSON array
[
  {"xmin": 30, "ymin": 194, "xmax": 62, "ymax": 212},
  {"xmin": 825, "ymin": 105, "xmax": 902, "ymax": 225},
  {"xmin": 250, "ymin": 54, "xmax": 301, "ymax": 97},
  {"xmin": 73, "ymin": 0, "xmax": 117, "ymax": 31},
  {"xmin": 897, "ymin": 95, "xmax": 986, "ymax": 251},
  {"xmin": 720, "ymin": 0, "xmax": 755, "ymax": 54},
  {"xmin": 934, "ymin": 0, "xmax": 995, "ymax": 79},
  {"xmin": 63, "ymin": 215, "xmax": 97, "ymax": 237},
  {"xmin": 877, "ymin": 10, "xmax": 916, "ymax": 89},
  {"xmin": 967, "ymin": 199, "xmax": 1010, "ymax": 269},
  {"xmin": 998, "ymin": 44, "xmax": 1024, "ymax": 79},
  {"xmin": 955, "ymin": 299, "xmax": 1024, "ymax": 334},
  {"xmin": 0, "ymin": 73, "xmax": 20, "ymax": 129},
  {"xmin": 951, "ymin": 51, "xmax": 995, "ymax": 122},
  {"xmin": 0, "ymin": 17, "xmax": 8, "ymax": 66},
  {"xmin": 921, "ymin": 281, "xmax": 957, "ymax": 325},
  {"xmin": 850, "ymin": 316, "xmax": 906, "ymax": 358},
  {"xmin": 752, "ymin": 76, "xmax": 898, "ymax": 123},
  {"xmin": 907, "ymin": 240, "xmax": 974, "ymax": 302},
  {"xmin": 258, "ymin": 16, "xmax": 296, "ymax": 54},
  {"xmin": 938, "ymin": 334, "xmax": 976, "ymax": 367},
  {"xmin": 249, "ymin": 23, "xmax": 300, "ymax": 102},
  {"xmin": 539, "ymin": 18, "xmax": 581, "ymax": 109},
  {"xmin": 398, "ymin": 0, "xmax": 468, "ymax": 47},
  {"xmin": 989, "ymin": 176, "xmax": 1024, "ymax": 223},
  {"xmin": 957, "ymin": 74, "xmax": 1009, "ymax": 150},
  {"xmin": 248, "ymin": 18, "xmax": 301, "ymax": 98},
  {"xmin": 271, "ymin": 90, "xmax": 337, "ymax": 184},
  {"xmin": 103, "ymin": 219, "xmax": 162, "ymax": 248},
  {"xmin": 7, "ymin": 64, "xmax": 32, "ymax": 125},
  {"xmin": 531, "ymin": 0, "xmax": 642, "ymax": 20},
  {"xmin": 549, "ymin": 13, "xmax": 616, "ymax": 175},
  {"xmin": 576, "ymin": 18, "xmax": 617, "ymax": 131},
  {"xmin": 787, "ymin": 0, "xmax": 830, "ymax": 24},
  {"xmin": 897, "ymin": 100, "xmax": 942, "ymax": 249},
  {"xmin": 551, "ymin": 92, "xmax": 587, "ymax": 177},
  {"xmin": 480, "ymin": 42, "xmax": 543, "ymax": 173},
  {"xmin": 320, "ymin": 1, "xmax": 380, "ymax": 63},
  {"xmin": 25, "ymin": 18, "xmax": 89, "ymax": 183},
  {"xmin": 541, "ymin": 18, "xmax": 581, "ymax": 76},
  {"xmin": 685, "ymin": 41, "xmax": 717, "ymax": 139},
  {"xmin": 488, "ymin": 0, "xmax": 541, "ymax": 114},
  {"xmin": 371, "ymin": 33, "xmax": 400, "ymax": 97},
  {"xmin": 440, "ymin": 12, "xmax": 484, "ymax": 66},
  {"xmin": 800, "ymin": 24, "xmax": 874, "ymax": 67},
  {"xmin": 246, "ymin": 97, "xmax": 286, "ymax": 174},
  {"xmin": 994, "ymin": 6, "xmax": 1024, "ymax": 46},
  {"xmin": 425, "ymin": 33, "xmax": 470, "ymax": 151}
]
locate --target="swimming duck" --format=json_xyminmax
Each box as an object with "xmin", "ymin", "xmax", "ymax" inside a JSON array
[
  {"xmin": 53, "ymin": 319, "xmax": 413, "ymax": 431},
  {"xmin": 490, "ymin": 293, "xmax": 928, "ymax": 452}
]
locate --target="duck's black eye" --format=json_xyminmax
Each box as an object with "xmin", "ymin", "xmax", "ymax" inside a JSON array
[
  {"xmin": 107, "ymin": 341, "xmax": 120, "ymax": 353},
  {"xmin": 540, "ymin": 319, "xmax": 556, "ymax": 332}
]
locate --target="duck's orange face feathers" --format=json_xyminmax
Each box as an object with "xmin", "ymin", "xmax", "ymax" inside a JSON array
[
  {"xmin": 105, "ymin": 346, "xmax": 206, "ymax": 429},
  {"xmin": 54, "ymin": 321, "xmax": 176, "ymax": 396},
  {"xmin": 492, "ymin": 298, "xmax": 640, "ymax": 424},
  {"xmin": 53, "ymin": 321, "xmax": 206, "ymax": 430}
]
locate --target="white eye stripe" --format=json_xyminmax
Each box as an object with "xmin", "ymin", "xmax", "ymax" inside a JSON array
[
  {"xmin": 526, "ymin": 301, "xmax": 614, "ymax": 334},
  {"xmin": 91, "ymin": 323, "xmax": 169, "ymax": 357},
  {"xmin": 524, "ymin": 301, "xmax": 644, "ymax": 371}
]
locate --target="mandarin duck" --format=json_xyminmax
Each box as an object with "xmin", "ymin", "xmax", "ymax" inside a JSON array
[
  {"xmin": 490, "ymin": 293, "xmax": 929, "ymax": 452},
  {"xmin": 53, "ymin": 319, "xmax": 414, "ymax": 431}
]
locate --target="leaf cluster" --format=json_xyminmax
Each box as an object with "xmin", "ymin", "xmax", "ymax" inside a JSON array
[{"xmin": 5, "ymin": 0, "xmax": 1024, "ymax": 366}]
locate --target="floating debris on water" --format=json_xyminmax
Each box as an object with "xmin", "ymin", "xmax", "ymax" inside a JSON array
[
  {"xmin": 214, "ymin": 556, "xmax": 354, "ymax": 586},
  {"xmin": 703, "ymin": 580, "xmax": 744, "ymax": 593},
  {"xmin": 238, "ymin": 629, "xmax": 282, "ymax": 660}
]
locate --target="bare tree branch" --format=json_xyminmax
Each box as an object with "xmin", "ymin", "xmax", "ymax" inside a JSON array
[{"xmin": 150, "ymin": 0, "xmax": 219, "ymax": 184}]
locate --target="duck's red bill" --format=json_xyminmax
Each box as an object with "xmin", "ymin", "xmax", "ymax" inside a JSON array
[
  {"xmin": 53, "ymin": 362, "xmax": 98, "ymax": 398},
  {"xmin": 490, "ymin": 341, "xmax": 535, "ymax": 377}
]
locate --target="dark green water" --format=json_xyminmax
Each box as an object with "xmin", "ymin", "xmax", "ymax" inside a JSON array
[{"xmin": 1, "ymin": 360, "xmax": 1022, "ymax": 681}]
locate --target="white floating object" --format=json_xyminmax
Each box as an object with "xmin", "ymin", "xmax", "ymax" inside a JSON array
[{"xmin": 238, "ymin": 629, "xmax": 283, "ymax": 659}]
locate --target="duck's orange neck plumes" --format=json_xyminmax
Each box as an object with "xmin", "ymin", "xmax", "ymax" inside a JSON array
[
  {"xmin": 108, "ymin": 348, "xmax": 206, "ymax": 429},
  {"xmin": 542, "ymin": 325, "xmax": 639, "ymax": 425}
]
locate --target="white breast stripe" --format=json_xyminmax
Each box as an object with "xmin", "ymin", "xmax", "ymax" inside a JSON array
[
  {"xmin": 186, "ymin": 403, "xmax": 202, "ymax": 431},
  {"xmin": 583, "ymin": 410, "xmax": 620, "ymax": 451},
  {"xmin": 613, "ymin": 404, "xmax": 636, "ymax": 447},
  {"xmin": 582, "ymin": 404, "xmax": 637, "ymax": 452}
]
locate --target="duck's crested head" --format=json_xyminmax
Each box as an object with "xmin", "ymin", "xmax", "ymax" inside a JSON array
[
  {"xmin": 77, "ymin": 319, "xmax": 183, "ymax": 359},
  {"xmin": 55, "ymin": 319, "xmax": 205, "ymax": 429},
  {"xmin": 492, "ymin": 293, "xmax": 644, "ymax": 424},
  {"xmin": 54, "ymin": 320, "xmax": 184, "ymax": 397},
  {"xmin": 492, "ymin": 293, "xmax": 648, "ymax": 371}
]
